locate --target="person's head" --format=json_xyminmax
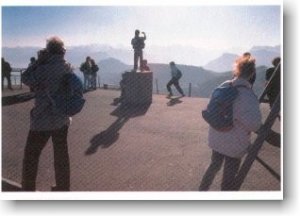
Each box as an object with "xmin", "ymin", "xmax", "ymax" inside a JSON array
[
  {"xmin": 169, "ymin": 61, "xmax": 175, "ymax": 66},
  {"xmin": 86, "ymin": 56, "xmax": 91, "ymax": 62},
  {"xmin": 243, "ymin": 52, "xmax": 251, "ymax": 59},
  {"xmin": 272, "ymin": 57, "xmax": 281, "ymax": 67},
  {"xmin": 46, "ymin": 36, "xmax": 66, "ymax": 55},
  {"xmin": 233, "ymin": 55, "xmax": 256, "ymax": 81},
  {"xmin": 135, "ymin": 29, "xmax": 140, "ymax": 36},
  {"xmin": 30, "ymin": 57, "xmax": 36, "ymax": 63}
]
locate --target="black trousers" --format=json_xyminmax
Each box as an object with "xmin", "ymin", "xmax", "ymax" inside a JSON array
[
  {"xmin": 22, "ymin": 125, "xmax": 70, "ymax": 191},
  {"xmin": 199, "ymin": 150, "xmax": 241, "ymax": 191},
  {"xmin": 134, "ymin": 50, "xmax": 143, "ymax": 71},
  {"xmin": 2, "ymin": 74, "xmax": 12, "ymax": 89},
  {"xmin": 166, "ymin": 77, "xmax": 184, "ymax": 95}
]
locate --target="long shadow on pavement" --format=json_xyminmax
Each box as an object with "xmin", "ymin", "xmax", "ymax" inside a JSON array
[{"xmin": 85, "ymin": 103, "xmax": 150, "ymax": 155}]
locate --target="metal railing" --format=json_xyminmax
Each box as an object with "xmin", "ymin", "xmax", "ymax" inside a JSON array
[{"xmin": 9, "ymin": 68, "xmax": 26, "ymax": 89}]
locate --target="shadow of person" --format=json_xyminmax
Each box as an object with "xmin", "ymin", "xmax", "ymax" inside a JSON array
[
  {"xmin": 85, "ymin": 103, "xmax": 150, "ymax": 155},
  {"xmin": 167, "ymin": 97, "xmax": 183, "ymax": 106}
]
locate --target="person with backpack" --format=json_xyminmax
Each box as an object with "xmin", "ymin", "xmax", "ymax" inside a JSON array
[
  {"xmin": 21, "ymin": 36, "xmax": 75, "ymax": 191},
  {"xmin": 199, "ymin": 55, "xmax": 261, "ymax": 191},
  {"xmin": 80, "ymin": 56, "xmax": 93, "ymax": 90},
  {"xmin": 131, "ymin": 29, "xmax": 146, "ymax": 71},
  {"xmin": 2, "ymin": 57, "xmax": 13, "ymax": 90},
  {"xmin": 166, "ymin": 61, "xmax": 185, "ymax": 98}
]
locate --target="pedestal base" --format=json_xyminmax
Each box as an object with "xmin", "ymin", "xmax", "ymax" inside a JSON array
[{"xmin": 121, "ymin": 71, "xmax": 153, "ymax": 106}]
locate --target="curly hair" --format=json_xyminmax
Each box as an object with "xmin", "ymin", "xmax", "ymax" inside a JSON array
[
  {"xmin": 233, "ymin": 55, "xmax": 256, "ymax": 79},
  {"xmin": 46, "ymin": 36, "xmax": 66, "ymax": 55}
]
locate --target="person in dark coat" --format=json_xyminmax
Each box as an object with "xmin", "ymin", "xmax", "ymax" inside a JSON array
[
  {"xmin": 21, "ymin": 36, "xmax": 73, "ymax": 191},
  {"xmin": 91, "ymin": 59, "xmax": 99, "ymax": 90},
  {"xmin": 265, "ymin": 57, "xmax": 281, "ymax": 108},
  {"xmin": 2, "ymin": 57, "xmax": 13, "ymax": 90},
  {"xmin": 131, "ymin": 29, "xmax": 146, "ymax": 71},
  {"xmin": 166, "ymin": 61, "xmax": 185, "ymax": 98},
  {"xmin": 80, "ymin": 56, "xmax": 93, "ymax": 90}
]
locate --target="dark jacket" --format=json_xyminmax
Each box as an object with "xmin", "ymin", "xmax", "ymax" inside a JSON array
[
  {"xmin": 2, "ymin": 59, "xmax": 12, "ymax": 77},
  {"xmin": 131, "ymin": 34, "xmax": 146, "ymax": 51},
  {"xmin": 22, "ymin": 55, "xmax": 72, "ymax": 131}
]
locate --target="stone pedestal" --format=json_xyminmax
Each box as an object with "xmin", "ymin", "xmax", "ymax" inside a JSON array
[{"xmin": 121, "ymin": 71, "xmax": 153, "ymax": 105}]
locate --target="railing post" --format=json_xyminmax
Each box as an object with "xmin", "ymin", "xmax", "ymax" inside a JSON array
[
  {"xmin": 98, "ymin": 75, "xmax": 101, "ymax": 89},
  {"xmin": 20, "ymin": 70, "xmax": 23, "ymax": 89},
  {"xmin": 188, "ymin": 83, "xmax": 192, "ymax": 97},
  {"xmin": 155, "ymin": 78, "xmax": 159, "ymax": 94}
]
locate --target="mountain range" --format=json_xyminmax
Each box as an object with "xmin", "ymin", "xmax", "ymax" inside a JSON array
[
  {"xmin": 72, "ymin": 57, "xmax": 268, "ymax": 98},
  {"xmin": 3, "ymin": 44, "xmax": 279, "ymax": 98},
  {"xmin": 2, "ymin": 44, "xmax": 280, "ymax": 70},
  {"xmin": 203, "ymin": 45, "xmax": 280, "ymax": 72}
]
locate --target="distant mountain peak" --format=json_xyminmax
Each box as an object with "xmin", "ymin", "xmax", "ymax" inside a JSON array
[
  {"xmin": 203, "ymin": 53, "xmax": 238, "ymax": 72},
  {"xmin": 99, "ymin": 57, "xmax": 127, "ymax": 65},
  {"xmin": 221, "ymin": 53, "xmax": 238, "ymax": 57},
  {"xmin": 250, "ymin": 45, "xmax": 281, "ymax": 53}
]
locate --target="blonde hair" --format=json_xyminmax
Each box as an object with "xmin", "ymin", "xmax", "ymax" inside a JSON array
[{"xmin": 233, "ymin": 55, "xmax": 256, "ymax": 79}]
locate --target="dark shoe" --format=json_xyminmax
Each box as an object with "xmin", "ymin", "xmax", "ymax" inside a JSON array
[{"xmin": 51, "ymin": 185, "xmax": 70, "ymax": 192}]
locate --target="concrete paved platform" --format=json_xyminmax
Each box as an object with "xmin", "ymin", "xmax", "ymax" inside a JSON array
[{"xmin": 1, "ymin": 89, "xmax": 281, "ymax": 191}]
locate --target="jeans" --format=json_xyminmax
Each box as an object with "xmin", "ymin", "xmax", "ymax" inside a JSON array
[
  {"xmin": 199, "ymin": 150, "xmax": 241, "ymax": 191},
  {"xmin": 22, "ymin": 125, "xmax": 70, "ymax": 191},
  {"xmin": 166, "ymin": 77, "xmax": 184, "ymax": 95},
  {"xmin": 84, "ymin": 74, "xmax": 92, "ymax": 90}
]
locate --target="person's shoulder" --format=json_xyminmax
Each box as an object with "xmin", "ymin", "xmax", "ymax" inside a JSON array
[
  {"xmin": 266, "ymin": 67, "xmax": 274, "ymax": 73},
  {"xmin": 219, "ymin": 79, "xmax": 233, "ymax": 87}
]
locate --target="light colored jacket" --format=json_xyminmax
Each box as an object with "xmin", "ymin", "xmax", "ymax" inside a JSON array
[
  {"xmin": 208, "ymin": 77, "xmax": 262, "ymax": 158},
  {"xmin": 22, "ymin": 55, "xmax": 72, "ymax": 131}
]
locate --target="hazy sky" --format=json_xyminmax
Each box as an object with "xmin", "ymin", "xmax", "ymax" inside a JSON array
[{"xmin": 2, "ymin": 6, "xmax": 281, "ymax": 51}]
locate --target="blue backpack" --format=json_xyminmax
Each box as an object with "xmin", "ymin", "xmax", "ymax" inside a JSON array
[
  {"xmin": 51, "ymin": 73, "xmax": 85, "ymax": 116},
  {"xmin": 202, "ymin": 83, "xmax": 246, "ymax": 131}
]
